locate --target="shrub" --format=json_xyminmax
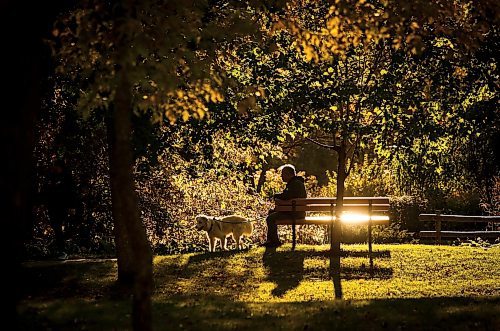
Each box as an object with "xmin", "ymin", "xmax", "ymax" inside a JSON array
[{"xmin": 389, "ymin": 195, "xmax": 428, "ymax": 232}]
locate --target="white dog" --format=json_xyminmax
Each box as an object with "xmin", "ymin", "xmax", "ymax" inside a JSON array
[{"xmin": 195, "ymin": 214, "xmax": 253, "ymax": 252}]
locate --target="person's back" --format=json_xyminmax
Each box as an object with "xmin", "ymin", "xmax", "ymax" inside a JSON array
[
  {"xmin": 262, "ymin": 164, "xmax": 307, "ymax": 247},
  {"xmin": 274, "ymin": 175, "xmax": 307, "ymax": 199}
]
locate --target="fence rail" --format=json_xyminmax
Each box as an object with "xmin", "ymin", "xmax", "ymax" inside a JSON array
[{"xmin": 418, "ymin": 213, "xmax": 500, "ymax": 243}]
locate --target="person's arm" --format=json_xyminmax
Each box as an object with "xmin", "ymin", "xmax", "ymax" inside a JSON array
[
  {"xmin": 273, "ymin": 189, "xmax": 288, "ymax": 200},
  {"xmin": 274, "ymin": 180, "xmax": 306, "ymax": 200}
]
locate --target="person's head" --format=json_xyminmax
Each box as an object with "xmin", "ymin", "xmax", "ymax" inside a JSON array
[{"xmin": 279, "ymin": 164, "xmax": 296, "ymax": 183}]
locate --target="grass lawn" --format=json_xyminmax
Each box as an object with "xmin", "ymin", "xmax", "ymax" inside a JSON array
[{"xmin": 19, "ymin": 244, "xmax": 500, "ymax": 330}]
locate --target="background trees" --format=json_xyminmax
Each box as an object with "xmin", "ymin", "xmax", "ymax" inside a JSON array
[
  {"xmin": 52, "ymin": 1, "xmax": 262, "ymax": 328},
  {"xmin": 13, "ymin": 0, "xmax": 499, "ymax": 328},
  {"xmin": 30, "ymin": 0, "xmax": 498, "ymax": 266}
]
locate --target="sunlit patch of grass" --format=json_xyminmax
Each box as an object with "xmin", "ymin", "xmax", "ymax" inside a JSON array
[
  {"xmin": 151, "ymin": 244, "xmax": 500, "ymax": 307},
  {"xmin": 19, "ymin": 244, "xmax": 500, "ymax": 330}
]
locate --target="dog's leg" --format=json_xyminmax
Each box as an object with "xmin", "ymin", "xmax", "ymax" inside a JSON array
[
  {"xmin": 241, "ymin": 236, "xmax": 250, "ymax": 249},
  {"xmin": 220, "ymin": 237, "xmax": 227, "ymax": 251},
  {"xmin": 235, "ymin": 234, "xmax": 241, "ymax": 250},
  {"xmin": 209, "ymin": 236, "xmax": 216, "ymax": 252}
]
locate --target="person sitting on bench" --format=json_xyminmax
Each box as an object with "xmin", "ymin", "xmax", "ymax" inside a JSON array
[{"xmin": 262, "ymin": 164, "xmax": 307, "ymax": 247}]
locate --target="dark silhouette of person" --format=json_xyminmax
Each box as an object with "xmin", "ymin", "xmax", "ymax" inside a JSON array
[
  {"xmin": 44, "ymin": 155, "xmax": 76, "ymax": 259},
  {"xmin": 262, "ymin": 164, "xmax": 307, "ymax": 247}
]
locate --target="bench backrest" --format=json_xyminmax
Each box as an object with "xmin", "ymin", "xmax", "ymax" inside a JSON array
[
  {"xmin": 419, "ymin": 214, "xmax": 500, "ymax": 223},
  {"xmin": 274, "ymin": 197, "xmax": 390, "ymax": 213}
]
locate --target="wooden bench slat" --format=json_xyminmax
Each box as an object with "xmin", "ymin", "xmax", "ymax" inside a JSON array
[
  {"xmin": 419, "ymin": 231, "xmax": 500, "ymax": 238},
  {"xmin": 274, "ymin": 204, "xmax": 390, "ymax": 212},
  {"xmin": 269, "ymin": 197, "xmax": 391, "ymax": 252},
  {"xmin": 419, "ymin": 214, "xmax": 500, "ymax": 223},
  {"xmin": 276, "ymin": 197, "xmax": 390, "ymax": 205},
  {"xmin": 275, "ymin": 216, "xmax": 390, "ymax": 226}
]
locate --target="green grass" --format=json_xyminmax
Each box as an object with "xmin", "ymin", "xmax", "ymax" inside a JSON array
[{"xmin": 19, "ymin": 244, "xmax": 500, "ymax": 330}]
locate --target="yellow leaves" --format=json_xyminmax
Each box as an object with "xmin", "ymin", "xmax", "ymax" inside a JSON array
[
  {"xmin": 176, "ymin": 90, "xmax": 185, "ymax": 99},
  {"xmin": 406, "ymin": 33, "xmax": 424, "ymax": 55},
  {"xmin": 146, "ymin": 80, "xmax": 223, "ymax": 124},
  {"xmin": 303, "ymin": 44, "xmax": 319, "ymax": 62},
  {"xmin": 237, "ymin": 95, "xmax": 257, "ymax": 114},
  {"xmin": 476, "ymin": 84, "xmax": 494, "ymax": 101},
  {"xmin": 453, "ymin": 67, "xmax": 467, "ymax": 80},
  {"xmin": 434, "ymin": 37, "xmax": 455, "ymax": 49},
  {"xmin": 380, "ymin": 69, "xmax": 388, "ymax": 76},
  {"xmin": 327, "ymin": 16, "xmax": 341, "ymax": 38},
  {"xmin": 330, "ymin": 27, "xmax": 339, "ymax": 37},
  {"xmin": 422, "ymin": 79, "xmax": 432, "ymax": 100},
  {"xmin": 280, "ymin": 2, "xmax": 437, "ymax": 61},
  {"xmin": 326, "ymin": 17, "xmax": 340, "ymax": 30},
  {"xmin": 195, "ymin": 107, "xmax": 205, "ymax": 119},
  {"xmin": 276, "ymin": 68, "xmax": 290, "ymax": 77},
  {"xmin": 392, "ymin": 37, "xmax": 402, "ymax": 50},
  {"xmin": 206, "ymin": 87, "xmax": 223, "ymax": 103},
  {"xmin": 309, "ymin": 34, "xmax": 320, "ymax": 47},
  {"xmin": 270, "ymin": 19, "xmax": 287, "ymax": 33}
]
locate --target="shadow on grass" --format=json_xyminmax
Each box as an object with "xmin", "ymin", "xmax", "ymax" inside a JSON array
[
  {"xmin": 18, "ymin": 248, "xmax": 499, "ymax": 330},
  {"xmin": 186, "ymin": 249, "xmax": 250, "ymax": 264},
  {"xmin": 19, "ymin": 260, "xmax": 117, "ymax": 300},
  {"xmin": 263, "ymin": 247, "xmax": 305, "ymax": 297},
  {"xmin": 262, "ymin": 247, "xmax": 393, "ymax": 297},
  {"xmin": 340, "ymin": 250, "xmax": 391, "ymax": 258},
  {"xmin": 19, "ymin": 294, "xmax": 500, "ymax": 331},
  {"xmin": 291, "ymin": 249, "xmax": 391, "ymax": 259}
]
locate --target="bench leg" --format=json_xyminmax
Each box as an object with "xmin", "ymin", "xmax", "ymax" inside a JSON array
[
  {"xmin": 368, "ymin": 220, "xmax": 373, "ymax": 274},
  {"xmin": 292, "ymin": 222, "xmax": 296, "ymax": 251},
  {"xmin": 368, "ymin": 202, "xmax": 373, "ymax": 275}
]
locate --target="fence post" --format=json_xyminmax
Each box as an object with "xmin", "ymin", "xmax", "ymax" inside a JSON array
[
  {"xmin": 368, "ymin": 200, "xmax": 373, "ymax": 274},
  {"xmin": 435, "ymin": 210, "xmax": 442, "ymax": 244},
  {"xmin": 292, "ymin": 200, "xmax": 296, "ymax": 251},
  {"xmin": 330, "ymin": 200, "xmax": 334, "ymax": 250}
]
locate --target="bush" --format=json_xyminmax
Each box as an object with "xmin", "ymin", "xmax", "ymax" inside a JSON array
[{"xmin": 389, "ymin": 195, "xmax": 428, "ymax": 232}]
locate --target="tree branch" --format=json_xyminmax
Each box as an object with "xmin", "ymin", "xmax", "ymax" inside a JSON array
[{"xmin": 306, "ymin": 136, "xmax": 340, "ymax": 152}]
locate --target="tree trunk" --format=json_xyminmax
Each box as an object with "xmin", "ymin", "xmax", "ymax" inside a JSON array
[
  {"xmin": 1, "ymin": 1, "xmax": 66, "ymax": 326},
  {"xmin": 2, "ymin": 43, "xmax": 39, "ymax": 330},
  {"xmin": 256, "ymin": 165, "xmax": 268, "ymax": 193},
  {"xmin": 106, "ymin": 112, "xmax": 135, "ymax": 290},
  {"xmin": 333, "ymin": 143, "xmax": 347, "ymax": 255},
  {"xmin": 330, "ymin": 142, "xmax": 347, "ymax": 299},
  {"xmin": 109, "ymin": 70, "xmax": 153, "ymax": 331}
]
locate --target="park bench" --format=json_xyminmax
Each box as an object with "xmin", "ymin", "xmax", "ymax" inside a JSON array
[
  {"xmin": 273, "ymin": 197, "xmax": 390, "ymax": 254},
  {"xmin": 418, "ymin": 213, "xmax": 500, "ymax": 243}
]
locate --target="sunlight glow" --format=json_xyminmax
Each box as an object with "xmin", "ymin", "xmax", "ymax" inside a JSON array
[
  {"xmin": 306, "ymin": 214, "xmax": 390, "ymax": 224},
  {"xmin": 341, "ymin": 213, "xmax": 389, "ymax": 224}
]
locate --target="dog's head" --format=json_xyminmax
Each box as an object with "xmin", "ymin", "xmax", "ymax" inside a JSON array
[{"xmin": 195, "ymin": 214, "xmax": 210, "ymax": 231}]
